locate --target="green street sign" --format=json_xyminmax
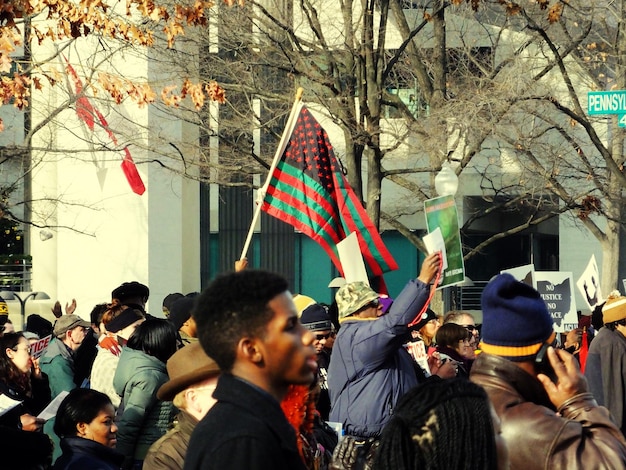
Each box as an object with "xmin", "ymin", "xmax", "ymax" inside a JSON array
[{"xmin": 588, "ymin": 91, "xmax": 626, "ymax": 115}]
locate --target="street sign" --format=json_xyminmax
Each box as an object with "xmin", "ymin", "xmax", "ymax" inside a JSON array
[
  {"xmin": 619, "ymin": 114, "xmax": 626, "ymax": 128},
  {"xmin": 588, "ymin": 91, "xmax": 626, "ymax": 115}
]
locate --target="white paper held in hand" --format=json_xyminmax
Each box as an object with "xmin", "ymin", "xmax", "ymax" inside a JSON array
[
  {"xmin": 0, "ymin": 393, "xmax": 22, "ymax": 418},
  {"xmin": 37, "ymin": 390, "xmax": 70, "ymax": 421},
  {"xmin": 423, "ymin": 227, "xmax": 448, "ymax": 271}
]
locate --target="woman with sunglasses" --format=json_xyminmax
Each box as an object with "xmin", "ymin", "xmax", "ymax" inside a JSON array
[{"xmin": 0, "ymin": 331, "xmax": 54, "ymax": 469}]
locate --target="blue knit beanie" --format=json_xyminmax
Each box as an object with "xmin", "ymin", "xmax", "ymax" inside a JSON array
[{"xmin": 480, "ymin": 273, "xmax": 555, "ymax": 362}]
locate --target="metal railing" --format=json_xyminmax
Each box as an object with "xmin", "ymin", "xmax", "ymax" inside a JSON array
[{"xmin": 0, "ymin": 260, "xmax": 31, "ymax": 292}]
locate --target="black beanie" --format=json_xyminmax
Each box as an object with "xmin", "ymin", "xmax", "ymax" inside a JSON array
[{"xmin": 300, "ymin": 304, "xmax": 332, "ymax": 332}]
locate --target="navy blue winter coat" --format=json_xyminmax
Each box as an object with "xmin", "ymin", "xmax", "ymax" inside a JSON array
[
  {"xmin": 53, "ymin": 436, "xmax": 124, "ymax": 470},
  {"xmin": 328, "ymin": 278, "xmax": 430, "ymax": 438}
]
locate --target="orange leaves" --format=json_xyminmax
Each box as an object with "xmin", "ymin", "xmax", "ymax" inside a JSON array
[
  {"xmin": 161, "ymin": 85, "xmax": 182, "ymax": 107},
  {"xmin": 164, "ymin": 20, "xmax": 185, "ymax": 48},
  {"xmin": 5, "ymin": 0, "xmax": 217, "ymax": 49},
  {"xmin": 0, "ymin": 73, "xmax": 31, "ymax": 109},
  {"xmin": 496, "ymin": 1, "xmax": 522, "ymax": 16},
  {"xmin": 0, "ymin": 0, "xmax": 231, "ymax": 131},
  {"xmin": 547, "ymin": 3, "xmax": 562, "ymax": 23},
  {"xmin": 97, "ymin": 73, "xmax": 157, "ymax": 107},
  {"xmin": 127, "ymin": 82, "xmax": 156, "ymax": 108},
  {"xmin": 0, "ymin": 54, "xmax": 11, "ymax": 73},
  {"xmin": 181, "ymin": 79, "xmax": 204, "ymax": 109},
  {"xmin": 95, "ymin": 73, "xmax": 225, "ymax": 110},
  {"xmin": 161, "ymin": 80, "xmax": 226, "ymax": 108},
  {"xmin": 206, "ymin": 81, "xmax": 225, "ymax": 104}
]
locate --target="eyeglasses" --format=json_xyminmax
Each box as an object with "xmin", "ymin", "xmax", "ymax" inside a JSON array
[
  {"xmin": 369, "ymin": 298, "xmax": 381, "ymax": 309},
  {"xmin": 462, "ymin": 325, "xmax": 478, "ymax": 333},
  {"xmin": 315, "ymin": 332, "xmax": 333, "ymax": 341}
]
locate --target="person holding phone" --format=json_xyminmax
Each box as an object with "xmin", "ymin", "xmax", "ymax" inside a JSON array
[{"xmin": 470, "ymin": 274, "xmax": 626, "ymax": 469}]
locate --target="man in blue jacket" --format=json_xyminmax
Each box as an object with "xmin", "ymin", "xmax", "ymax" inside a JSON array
[{"xmin": 328, "ymin": 252, "xmax": 440, "ymax": 440}]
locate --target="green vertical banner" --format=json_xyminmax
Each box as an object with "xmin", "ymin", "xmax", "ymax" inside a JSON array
[{"xmin": 424, "ymin": 195, "xmax": 465, "ymax": 288}]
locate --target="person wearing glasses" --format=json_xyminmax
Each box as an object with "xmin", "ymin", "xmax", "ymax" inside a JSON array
[
  {"xmin": 300, "ymin": 303, "xmax": 334, "ymax": 421},
  {"xmin": 144, "ymin": 342, "xmax": 220, "ymax": 470},
  {"xmin": 443, "ymin": 310, "xmax": 480, "ymax": 356},
  {"xmin": 327, "ymin": 253, "xmax": 440, "ymax": 469},
  {"xmin": 0, "ymin": 331, "xmax": 54, "ymax": 469},
  {"xmin": 40, "ymin": 314, "xmax": 92, "ymax": 397}
]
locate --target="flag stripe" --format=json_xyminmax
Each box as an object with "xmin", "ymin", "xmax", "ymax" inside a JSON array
[
  {"xmin": 334, "ymin": 171, "xmax": 398, "ymax": 274},
  {"xmin": 263, "ymin": 192, "xmax": 342, "ymax": 248},
  {"xmin": 263, "ymin": 199, "xmax": 343, "ymax": 269},
  {"xmin": 268, "ymin": 162, "xmax": 342, "ymax": 231}
]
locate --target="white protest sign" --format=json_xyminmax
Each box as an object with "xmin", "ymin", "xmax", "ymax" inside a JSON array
[
  {"xmin": 576, "ymin": 255, "xmax": 602, "ymax": 309},
  {"xmin": 405, "ymin": 340, "xmax": 430, "ymax": 375},
  {"xmin": 31, "ymin": 335, "xmax": 52, "ymax": 359},
  {"xmin": 337, "ymin": 232, "xmax": 369, "ymax": 285},
  {"xmin": 501, "ymin": 264, "xmax": 535, "ymax": 287}
]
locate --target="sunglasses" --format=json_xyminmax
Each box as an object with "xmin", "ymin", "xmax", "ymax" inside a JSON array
[
  {"xmin": 315, "ymin": 332, "xmax": 334, "ymax": 341},
  {"xmin": 462, "ymin": 325, "xmax": 478, "ymax": 333}
]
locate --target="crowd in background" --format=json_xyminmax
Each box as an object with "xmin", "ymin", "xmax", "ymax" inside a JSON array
[{"xmin": 1, "ymin": 256, "xmax": 626, "ymax": 470}]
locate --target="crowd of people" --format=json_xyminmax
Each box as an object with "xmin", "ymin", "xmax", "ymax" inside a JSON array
[{"xmin": 1, "ymin": 256, "xmax": 626, "ymax": 469}]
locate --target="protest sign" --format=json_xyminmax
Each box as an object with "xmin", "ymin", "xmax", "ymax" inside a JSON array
[
  {"xmin": 535, "ymin": 271, "xmax": 578, "ymax": 333},
  {"xmin": 576, "ymin": 255, "xmax": 602, "ymax": 309},
  {"xmin": 424, "ymin": 195, "xmax": 465, "ymax": 288},
  {"xmin": 502, "ymin": 264, "xmax": 535, "ymax": 287},
  {"xmin": 31, "ymin": 335, "xmax": 51, "ymax": 359}
]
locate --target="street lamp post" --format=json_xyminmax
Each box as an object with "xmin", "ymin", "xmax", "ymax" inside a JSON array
[
  {"xmin": 434, "ymin": 161, "xmax": 459, "ymax": 197},
  {"xmin": 0, "ymin": 291, "xmax": 50, "ymax": 330}
]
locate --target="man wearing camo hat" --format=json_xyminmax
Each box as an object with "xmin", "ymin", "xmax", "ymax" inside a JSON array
[{"xmin": 327, "ymin": 253, "xmax": 440, "ymax": 448}]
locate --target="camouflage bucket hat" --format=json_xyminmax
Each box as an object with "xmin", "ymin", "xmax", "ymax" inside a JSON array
[{"xmin": 336, "ymin": 282, "xmax": 379, "ymax": 319}]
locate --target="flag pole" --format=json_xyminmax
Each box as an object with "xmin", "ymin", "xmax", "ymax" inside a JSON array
[{"xmin": 239, "ymin": 88, "xmax": 304, "ymax": 262}]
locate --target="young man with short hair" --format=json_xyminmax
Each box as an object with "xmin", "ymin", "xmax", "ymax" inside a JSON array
[{"xmin": 184, "ymin": 269, "xmax": 317, "ymax": 470}]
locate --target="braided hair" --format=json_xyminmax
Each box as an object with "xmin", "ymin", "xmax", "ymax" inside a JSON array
[{"xmin": 374, "ymin": 378, "xmax": 498, "ymax": 470}]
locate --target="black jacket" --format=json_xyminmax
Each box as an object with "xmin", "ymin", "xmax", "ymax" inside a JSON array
[
  {"xmin": 53, "ymin": 436, "xmax": 124, "ymax": 470},
  {"xmin": 0, "ymin": 425, "xmax": 53, "ymax": 470},
  {"xmin": 183, "ymin": 374, "xmax": 307, "ymax": 470},
  {"xmin": 0, "ymin": 373, "xmax": 51, "ymax": 429}
]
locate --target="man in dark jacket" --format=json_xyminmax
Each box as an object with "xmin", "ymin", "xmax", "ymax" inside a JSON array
[
  {"xmin": 184, "ymin": 269, "xmax": 318, "ymax": 470},
  {"xmin": 470, "ymin": 274, "xmax": 626, "ymax": 469},
  {"xmin": 585, "ymin": 290, "xmax": 626, "ymax": 435},
  {"xmin": 327, "ymin": 252, "xmax": 440, "ymax": 438}
]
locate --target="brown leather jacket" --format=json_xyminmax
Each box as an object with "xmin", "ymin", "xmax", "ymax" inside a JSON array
[{"xmin": 470, "ymin": 353, "xmax": 626, "ymax": 470}]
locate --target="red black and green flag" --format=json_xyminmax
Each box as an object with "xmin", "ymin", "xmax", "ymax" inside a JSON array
[{"xmin": 260, "ymin": 105, "xmax": 398, "ymax": 277}]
